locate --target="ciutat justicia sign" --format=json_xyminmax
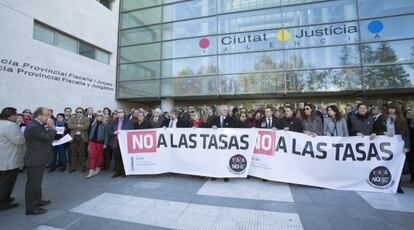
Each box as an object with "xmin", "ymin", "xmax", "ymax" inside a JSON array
[{"xmin": 198, "ymin": 20, "xmax": 384, "ymax": 53}]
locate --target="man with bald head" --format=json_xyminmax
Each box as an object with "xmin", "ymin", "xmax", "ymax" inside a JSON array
[{"xmin": 24, "ymin": 107, "xmax": 56, "ymax": 215}]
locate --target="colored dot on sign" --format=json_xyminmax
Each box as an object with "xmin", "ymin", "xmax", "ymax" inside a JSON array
[
  {"xmin": 276, "ymin": 30, "xmax": 290, "ymax": 41},
  {"xmin": 199, "ymin": 38, "xmax": 210, "ymax": 49},
  {"xmin": 368, "ymin": 20, "xmax": 384, "ymax": 33}
]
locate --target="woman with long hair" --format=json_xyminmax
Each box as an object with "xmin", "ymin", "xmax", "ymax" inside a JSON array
[
  {"xmin": 251, "ymin": 111, "xmax": 263, "ymax": 128},
  {"xmin": 301, "ymin": 103, "xmax": 323, "ymax": 137},
  {"xmin": 324, "ymin": 105, "xmax": 349, "ymax": 136},
  {"xmin": 384, "ymin": 103, "xmax": 410, "ymax": 193}
]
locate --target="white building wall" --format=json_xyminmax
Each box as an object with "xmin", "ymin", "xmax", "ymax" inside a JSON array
[{"xmin": 0, "ymin": 0, "xmax": 120, "ymax": 113}]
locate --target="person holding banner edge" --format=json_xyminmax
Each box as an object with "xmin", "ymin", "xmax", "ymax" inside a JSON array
[{"xmin": 383, "ymin": 103, "xmax": 410, "ymax": 193}]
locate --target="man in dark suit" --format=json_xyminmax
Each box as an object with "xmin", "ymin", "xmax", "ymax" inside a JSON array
[
  {"xmin": 211, "ymin": 105, "xmax": 235, "ymax": 182},
  {"xmin": 149, "ymin": 108, "xmax": 166, "ymax": 128},
  {"xmin": 108, "ymin": 109, "xmax": 133, "ymax": 178},
  {"xmin": 24, "ymin": 107, "xmax": 56, "ymax": 215},
  {"xmin": 164, "ymin": 109, "xmax": 191, "ymax": 128},
  {"xmin": 212, "ymin": 105, "xmax": 236, "ymax": 129},
  {"xmin": 259, "ymin": 106, "xmax": 283, "ymax": 130}
]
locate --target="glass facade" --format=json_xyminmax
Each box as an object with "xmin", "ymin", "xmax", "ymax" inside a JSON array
[{"xmin": 117, "ymin": 0, "xmax": 414, "ymax": 99}]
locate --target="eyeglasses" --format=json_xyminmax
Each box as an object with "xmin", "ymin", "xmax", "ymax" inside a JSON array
[
  {"xmin": 305, "ymin": 108, "xmax": 311, "ymax": 110},
  {"xmin": 76, "ymin": 111, "xmax": 83, "ymax": 114},
  {"xmin": 97, "ymin": 115, "xmax": 103, "ymax": 117}
]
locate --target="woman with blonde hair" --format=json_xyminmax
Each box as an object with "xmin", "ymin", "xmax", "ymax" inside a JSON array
[{"xmin": 87, "ymin": 111, "xmax": 106, "ymax": 178}]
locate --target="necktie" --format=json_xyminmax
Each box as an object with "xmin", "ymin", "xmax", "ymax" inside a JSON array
[
  {"xmin": 220, "ymin": 117, "xmax": 224, "ymax": 128},
  {"xmin": 267, "ymin": 119, "xmax": 271, "ymax": 128},
  {"xmin": 169, "ymin": 120, "xmax": 173, "ymax": 128}
]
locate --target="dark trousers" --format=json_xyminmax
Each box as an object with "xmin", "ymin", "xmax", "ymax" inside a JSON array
[
  {"xmin": 113, "ymin": 147, "xmax": 125, "ymax": 175},
  {"xmin": 0, "ymin": 169, "xmax": 18, "ymax": 207},
  {"xmin": 51, "ymin": 144, "xmax": 67, "ymax": 168},
  {"xmin": 103, "ymin": 147, "xmax": 113, "ymax": 170},
  {"xmin": 407, "ymin": 154, "xmax": 414, "ymax": 179},
  {"xmin": 25, "ymin": 166, "xmax": 45, "ymax": 211},
  {"xmin": 70, "ymin": 136, "xmax": 87, "ymax": 170}
]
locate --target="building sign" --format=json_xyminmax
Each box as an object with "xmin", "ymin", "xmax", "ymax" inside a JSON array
[{"xmin": 204, "ymin": 20, "xmax": 384, "ymax": 53}]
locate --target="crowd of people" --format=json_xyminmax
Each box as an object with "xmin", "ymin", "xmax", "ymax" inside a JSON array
[{"xmin": 1, "ymin": 99, "xmax": 414, "ymax": 214}]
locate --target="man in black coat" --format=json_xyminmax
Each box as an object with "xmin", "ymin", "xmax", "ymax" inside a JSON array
[
  {"xmin": 108, "ymin": 109, "xmax": 133, "ymax": 178},
  {"xmin": 259, "ymin": 106, "xmax": 283, "ymax": 130},
  {"xmin": 212, "ymin": 105, "xmax": 236, "ymax": 128},
  {"xmin": 211, "ymin": 105, "xmax": 235, "ymax": 182},
  {"xmin": 164, "ymin": 109, "xmax": 191, "ymax": 128},
  {"xmin": 24, "ymin": 107, "xmax": 56, "ymax": 215}
]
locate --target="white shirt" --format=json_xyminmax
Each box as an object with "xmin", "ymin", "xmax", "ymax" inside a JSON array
[{"xmin": 169, "ymin": 119, "xmax": 177, "ymax": 128}]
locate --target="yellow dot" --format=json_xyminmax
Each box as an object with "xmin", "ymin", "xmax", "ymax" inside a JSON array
[{"xmin": 276, "ymin": 30, "xmax": 290, "ymax": 42}]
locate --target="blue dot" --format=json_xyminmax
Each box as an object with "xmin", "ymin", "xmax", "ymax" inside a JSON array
[{"xmin": 368, "ymin": 20, "xmax": 384, "ymax": 33}]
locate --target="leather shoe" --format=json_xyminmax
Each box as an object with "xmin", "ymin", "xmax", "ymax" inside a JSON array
[
  {"xmin": 38, "ymin": 200, "xmax": 51, "ymax": 206},
  {"xmin": 7, "ymin": 197, "xmax": 15, "ymax": 203},
  {"xmin": 112, "ymin": 173, "xmax": 121, "ymax": 178},
  {"xmin": 26, "ymin": 207, "xmax": 47, "ymax": 215},
  {"xmin": 0, "ymin": 202, "xmax": 19, "ymax": 211}
]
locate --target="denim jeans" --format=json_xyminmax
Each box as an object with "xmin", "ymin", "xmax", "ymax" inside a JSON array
[{"xmin": 51, "ymin": 144, "xmax": 67, "ymax": 168}]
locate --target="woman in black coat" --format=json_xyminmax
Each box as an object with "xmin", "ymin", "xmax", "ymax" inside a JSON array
[{"xmin": 235, "ymin": 113, "xmax": 252, "ymax": 128}]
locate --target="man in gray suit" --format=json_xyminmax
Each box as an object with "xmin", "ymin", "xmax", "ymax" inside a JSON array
[{"xmin": 24, "ymin": 107, "xmax": 56, "ymax": 215}]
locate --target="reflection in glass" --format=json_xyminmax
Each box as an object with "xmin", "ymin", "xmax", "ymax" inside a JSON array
[
  {"xmin": 219, "ymin": 52, "xmax": 283, "ymax": 73},
  {"xmin": 161, "ymin": 76, "xmax": 217, "ymax": 97},
  {"xmin": 118, "ymin": 80, "xmax": 160, "ymax": 98},
  {"xmin": 119, "ymin": 62, "xmax": 161, "ymax": 81},
  {"xmin": 163, "ymin": 17, "xmax": 216, "ymax": 40},
  {"xmin": 363, "ymin": 64, "xmax": 413, "ymax": 90},
  {"xmin": 219, "ymin": 72, "xmax": 285, "ymax": 95},
  {"xmin": 55, "ymin": 33, "xmax": 78, "ymax": 53},
  {"xmin": 359, "ymin": 0, "xmax": 414, "ymax": 19},
  {"xmin": 121, "ymin": 0, "xmax": 161, "ymax": 11},
  {"xmin": 362, "ymin": 40, "xmax": 414, "ymax": 65},
  {"xmin": 282, "ymin": 0, "xmax": 357, "ymax": 27},
  {"xmin": 162, "ymin": 56, "xmax": 217, "ymax": 78},
  {"xmin": 219, "ymin": 8, "xmax": 282, "ymax": 34},
  {"xmin": 287, "ymin": 68, "xmax": 362, "ymax": 92},
  {"xmin": 219, "ymin": 0, "xmax": 281, "ymax": 13},
  {"xmin": 163, "ymin": 36, "xmax": 216, "ymax": 59},
  {"xmin": 33, "ymin": 24, "xmax": 54, "ymax": 45},
  {"xmin": 360, "ymin": 15, "xmax": 414, "ymax": 42},
  {"xmin": 121, "ymin": 7, "xmax": 162, "ymax": 29},
  {"xmin": 119, "ymin": 43, "xmax": 161, "ymax": 63},
  {"xmin": 163, "ymin": 0, "xmax": 216, "ymax": 22},
  {"xmin": 120, "ymin": 25, "xmax": 161, "ymax": 46},
  {"xmin": 95, "ymin": 49, "xmax": 110, "ymax": 64},
  {"xmin": 79, "ymin": 42, "xmax": 95, "ymax": 59},
  {"xmin": 219, "ymin": 51, "xmax": 283, "ymax": 74},
  {"xmin": 285, "ymin": 45, "xmax": 360, "ymax": 70}
]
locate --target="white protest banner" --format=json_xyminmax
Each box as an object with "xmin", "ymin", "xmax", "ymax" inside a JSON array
[
  {"xmin": 118, "ymin": 128, "xmax": 259, "ymax": 178},
  {"xmin": 248, "ymin": 130, "xmax": 406, "ymax": 193}
]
